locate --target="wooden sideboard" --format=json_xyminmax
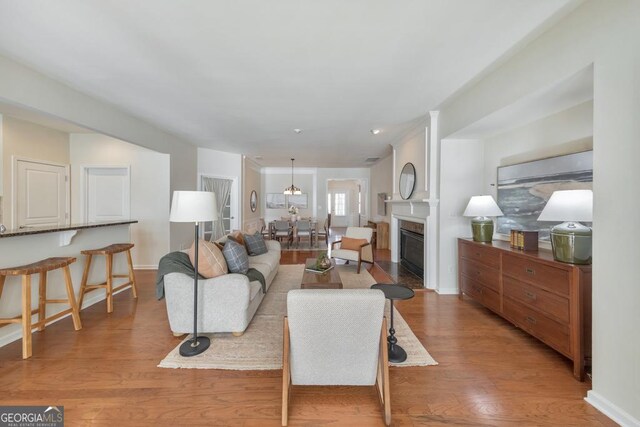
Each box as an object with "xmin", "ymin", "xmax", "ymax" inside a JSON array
[
  {"xmin": 458, "ymin": 238, "xmax": 592, "ymax": 381},
  {"xmin": 367, "ymin": 220, "xmax": 389, "ymax": 249}
]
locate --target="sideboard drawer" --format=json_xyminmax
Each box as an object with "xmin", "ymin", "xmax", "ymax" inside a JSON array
[
  {"xmin": 503, "ymin": 276, "xmax": 570, "ymax": 323},
  {"xmin": 482, "ymin": 286, "xmax": 501, "ymax": 314},
  {"xmin": 460, "ymin": 275, "xmax": 483, "ymax": 300},
  {"xmin": 459, "ymin": 241, "xmax": 500, "ymax": 269},
  {"xmin": 459, "ymin": 259, "xmax": 500, "ymax": 292},
  {"xmin": 503, "ymin": 297, "xmax": 571, "ymax": 357},
  {"xmin": 502, "ymin": 253, "xmax": 569, "ymax": 295}
]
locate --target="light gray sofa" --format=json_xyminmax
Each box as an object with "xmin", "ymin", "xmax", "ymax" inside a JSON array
[{"xmin": 164, "ymin": 239, "xmax": 281, "ymax": 335}]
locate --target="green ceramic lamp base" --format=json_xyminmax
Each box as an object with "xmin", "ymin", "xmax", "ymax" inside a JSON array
[{"xmin": 471, "ymin": 217, "xmax": 494, "ymax": 242}]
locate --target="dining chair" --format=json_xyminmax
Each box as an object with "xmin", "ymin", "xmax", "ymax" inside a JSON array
[
  {"xmin": 274, "ymin": 220, "xmax": 293, "ymax": 249},
  {"xmin": 295, "ymin": 220, "xmax": 313, "ymax": 249}
]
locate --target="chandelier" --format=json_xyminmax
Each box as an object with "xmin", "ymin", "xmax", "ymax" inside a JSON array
[{"xmin": 283, "ymin": 158, "xmax": 301, "ymax": 195}]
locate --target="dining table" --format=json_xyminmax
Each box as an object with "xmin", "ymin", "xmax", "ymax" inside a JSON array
[{"xmin": 268, "ymin": 219, "xmax": 319, "ymax": 247}]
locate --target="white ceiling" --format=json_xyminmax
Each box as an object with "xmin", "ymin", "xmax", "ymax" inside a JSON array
[{"xmin": 0, "ymin": 0, "xmax": 580, "ymax": 167}]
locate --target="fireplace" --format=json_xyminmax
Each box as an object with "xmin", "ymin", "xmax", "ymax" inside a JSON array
[{"xmin": 400, "ymin": 220, "xmax": 424, "ymax": 278}]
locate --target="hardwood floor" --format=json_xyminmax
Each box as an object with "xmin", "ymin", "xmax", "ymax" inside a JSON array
[{"xmin": 0, "ymin": 248, "xmax": 614, "ymax": 426}]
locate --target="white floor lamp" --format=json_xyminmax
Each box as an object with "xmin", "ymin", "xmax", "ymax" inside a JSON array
[{"xmin": 169, "ymin": 190, "xmax": 218, "ymax": 357}]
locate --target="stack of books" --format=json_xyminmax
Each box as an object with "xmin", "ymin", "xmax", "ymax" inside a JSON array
[{"xmin": 510, "ymin": 230, "xmax": 539, "ymax": 251}]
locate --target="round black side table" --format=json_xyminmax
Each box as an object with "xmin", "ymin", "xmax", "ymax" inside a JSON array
[{"xmin": 370, "ymin": 283, "xmax": 415, "ymax": 363}]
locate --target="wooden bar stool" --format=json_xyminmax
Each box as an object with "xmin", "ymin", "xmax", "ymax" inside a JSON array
[
  {"xmin": 0, "ymin": 257, "xmax": 83, "ymax": 359},
  {"xmin": 79, "ymin": 243, "xmax": 137, "ymax": 313}
]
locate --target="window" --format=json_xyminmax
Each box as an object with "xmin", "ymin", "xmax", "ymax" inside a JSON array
[{"xmin": 334, "ymin": 192, "xmax": 346, "ymax": 216}]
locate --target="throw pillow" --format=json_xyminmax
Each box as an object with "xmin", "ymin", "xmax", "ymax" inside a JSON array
[
  {"xmin": 222, "ymin": 239, "xmax": 250, "ymax": 274},
  {"xmin": 340, "ymin": 236, "xmax": 369, "ymax": 251},
  {"xmin": 244, "ymin": 231, "xmax": 268, "ymax": 256},
  {"xmin": 227, "ymin": 230, "xmax": 246, "ymax": 248},
  {"xmin": 188, "ymin": 239, "xmax": 228, "ymax": 278}
]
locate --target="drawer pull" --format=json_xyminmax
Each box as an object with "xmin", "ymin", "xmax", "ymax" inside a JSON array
[
  {"xmin": 475, "ymin": 252, "xmax": 481, "ymax": 257},
  {"xmin": 525, "ymin": 291, "xmax": 537, "ymax": 300},
  {"xmin": 525, "ymin": 268, "xmax": 535, "ymax": 275},
  {"xmin": 525, "ymin": 316, "xmax": 537, "ymax": 325}
]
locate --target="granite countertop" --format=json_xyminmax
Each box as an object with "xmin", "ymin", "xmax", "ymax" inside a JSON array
[{"xmin": 0, "ymin": 220, "xmax": 138, "ymax": 238}]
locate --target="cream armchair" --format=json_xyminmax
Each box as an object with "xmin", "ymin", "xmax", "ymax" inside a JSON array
[
  {"xmin": 282, "ymin": 289, "xmax": 390, "ymax": 426},
  {"xmin": 330, "ymin": 226, "xmax": 374, "ymax": 273}
]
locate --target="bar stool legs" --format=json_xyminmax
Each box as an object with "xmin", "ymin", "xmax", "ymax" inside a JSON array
[
  {"xmin": 79, "ymin": 243, "xmax": 137, "ymax": 314},
  {"xmin": 0, "ymin": 257, "xmax": 82, "ymax": 359}
]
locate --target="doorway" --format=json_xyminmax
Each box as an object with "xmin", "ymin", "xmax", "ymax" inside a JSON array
[
  {"xmin": 13, "ymin": 157, "xmax": 70, "ymax": 228},
  {"xmin": 201, "ymin": 175, "xmax": 238, "ymax": 241},
  {"xmin": 327, "ymin": 179, "xmax": 367, "ymax": 227}
]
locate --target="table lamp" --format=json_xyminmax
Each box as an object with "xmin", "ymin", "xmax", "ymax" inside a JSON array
[
  {"xmin": 537, "ymin": 189, "xmax": 592, "ymax": 264},
  {"xmin": 463, "ymin": 195, "xmax": 504, "ymax": 242},
  {"xmin": 169, "ymin": 190, "xmax": 218, "ymax": 356}
]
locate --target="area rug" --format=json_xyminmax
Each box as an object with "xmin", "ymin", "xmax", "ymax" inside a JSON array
[{"xmin": 158, "ymin": 264, "xmax": 437, "ymax": 370}]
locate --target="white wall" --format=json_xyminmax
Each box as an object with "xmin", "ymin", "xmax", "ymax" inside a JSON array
[
  {"xmin": 243, "ymin": 157, "xmax": 262, "ymax": 233},
  {"xmin": 483, "ymin": 101, "xmax": 593, "ymax": 196},
  {"xmin": 262, "ymin": 170, "xmax": 315, "ymax": 222},
  {"xmin": 2, "ymin": 116, "xmax": 70, "ymax": 228},
  {"xmin": 438, "ymin": 139, "xmax": 484, "ymax": 293},
  {"xmin": 369, "ymin": 154, "xmax": 393, "ymax": 223},
  {"xmin": 394, "ymin": 128, "xmax": 426, "ymax": 199},
  {"xmin": 437, "ymin": 1, "xmax": 640, "ymax": 423},
  {"xmin": 69, "ymin": 134, "xmax": 170, "ymax": 268},
  {"xmin": 0, "ymin": 54, "xmax": 198, "ymax": 251}
]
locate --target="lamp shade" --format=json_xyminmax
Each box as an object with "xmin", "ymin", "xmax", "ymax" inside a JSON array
[
  {"xmin": 537, "ymin": 189, "xmax": 592, "ymax": 222},
  {"xmin": 463, "ymin": 195, "xmax": 503, "ymax": 217},
  {"xmin": 169, "ymin": 191, "xmax": 218, "ymax": 223}
]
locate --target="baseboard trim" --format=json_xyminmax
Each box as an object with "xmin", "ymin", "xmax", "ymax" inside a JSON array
[
  {"xmin": 0, "ymin": 288, "xmax": 131, "ymax": 350},
  {"xmin": 134, "ymin": 264, "xmax": 158, "ymax": 270},
  {"xmin": 585, "ymin": 390, "xmax": 640, "ymax": 426},
  {"xmin": 435, "ymin": 288, "xmax": 460, "ymax": 295}
]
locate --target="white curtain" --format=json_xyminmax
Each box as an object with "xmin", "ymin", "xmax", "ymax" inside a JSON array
[{"xmin": 202, "ymin": 176, "xmax": 232, "ymax": 240}]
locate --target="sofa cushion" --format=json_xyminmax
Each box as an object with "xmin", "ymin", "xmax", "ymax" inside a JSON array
[
  {"xmin": 340, "ymin": 236, "xmax": 369, "ymax": 251},
  {"xmin": 188, "ymin": 239, "xmax": 228, "ymax": 278},
  {"xmin": 244, "ymin": 231, "xmax": 268, "ymax": 256},
  {"xmin": 248, "ymin": 249, "xmax": 280, "ymax": 272},
  {"xmin": 222, "ymin": 239, "xmax": 250, "ymax": 274}
]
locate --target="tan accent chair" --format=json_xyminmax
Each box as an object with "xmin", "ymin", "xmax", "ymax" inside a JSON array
[
  {"xmin": 330, "ymin": 226, "xmax": 374, "ymax": 273},
  {"xmin": 282, "ymin": 289, "xmax": 390, "ymax": 426}
]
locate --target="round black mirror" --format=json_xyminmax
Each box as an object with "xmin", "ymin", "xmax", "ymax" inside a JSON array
[{"xmin": 399, "ymin": 163, "xmax": 416, "ymax": 200}]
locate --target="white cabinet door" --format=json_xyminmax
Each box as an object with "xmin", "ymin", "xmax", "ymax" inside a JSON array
[
  {"xmin": 16, "ymin": 159, "xmax": 69, "ymax": 228},
  {"xmin": 85, "ymin": 167, "xmax": 130, "ymax": 222}
]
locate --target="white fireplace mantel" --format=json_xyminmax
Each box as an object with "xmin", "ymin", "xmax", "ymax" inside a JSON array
[{"xmin": 387, "ymin": 198, "xmax": 439, "ymax": 291}]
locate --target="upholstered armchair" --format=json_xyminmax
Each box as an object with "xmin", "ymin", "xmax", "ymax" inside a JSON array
[
  {"xmin": 330, "ymin": 226, "xmax": 374, "ymax": 273},
  {"xmin": 282, "ymin": 289, "xmax": 390, "ymax": 426}
]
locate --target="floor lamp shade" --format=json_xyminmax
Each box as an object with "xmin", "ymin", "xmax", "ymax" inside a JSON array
[
  {"xmin": 169, "ymin": 191, "xmax": 218, "ymax": 356},
  {"xmin": 170, "ymin": 191, "xmax": 218, "ymax": 223},
  {"xmin": 538, "ymin": 189, "xmax": 592, "ymax": 265},
  {"xmin": 463, "ymin": 195, "xmax": 503, "ymax": 242}
]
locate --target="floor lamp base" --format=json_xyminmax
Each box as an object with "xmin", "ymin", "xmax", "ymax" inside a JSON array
[{"xmin": 179, "ymin": 336, "xmax": 210, "ymax": 357}]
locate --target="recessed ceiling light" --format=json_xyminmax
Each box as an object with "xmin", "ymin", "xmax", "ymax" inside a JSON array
[
  {"xmin": 293, "ymin": 128, "xmax": 302, "ymax": 134},
  {"xmin": 370, "ymin": 129, "xmax": 381, "ymax": 135}
]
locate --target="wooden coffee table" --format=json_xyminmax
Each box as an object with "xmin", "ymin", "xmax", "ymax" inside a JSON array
[{"xmin": 301, "ymin": 258, "xmax": 343, "ymax": 289}]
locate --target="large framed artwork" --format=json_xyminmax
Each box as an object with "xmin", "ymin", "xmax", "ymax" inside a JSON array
[
  {"xmin": 266, "ymin": 193, "xmax": 286, "ymax": 209},
  {"xmin": 496, "ymin": 150, "xmax": 593, "ymax": 240},
  {"xmin": 287, "ymin": 194, "xmax": 308, "ymax": 209}
]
